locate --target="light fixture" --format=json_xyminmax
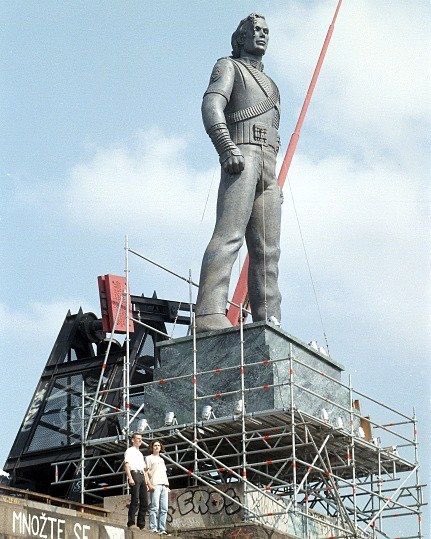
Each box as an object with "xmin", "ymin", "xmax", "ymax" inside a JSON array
[
  {"xmin": 165, "ymin": 412, "xmax": 176, "ymax": 426},
  {"xmin": 137, "ymin": 418, "xmax": 149, "ymax": 433},
  {"xmin": 384, "ymin": 445, "xmax": 399, "ymax": 457},
  {"xmin": 319, "ymin": 346, "xmax": 328, "ymax": 357},
  {"xmin": 267, "ymin": 316, "xmax": 281, "ymax": 327},
  {"xmin": 372, "ymin": 437, "xmax": 381, "ymax": 447},
  {"xmin": 201, "ymin": 405, "xmax": 214, "ymax": 421},
  {"xmin": 308, "ymin": 340, "xmax": 319, "ymax": 351},
  {"xmin": 357, "ymin": 426, "xmax": 366, "ymax": 438},
  {"xmin": 335, "ymin": 417, "xmax": 344, "ymax": 429},
  {"xmin": 321, "ymin": 408, "xmax": 329, "ymax": 422},
  {"xmin": 233, "ymin": 399, "xmax": 245, "ymax": 416}
]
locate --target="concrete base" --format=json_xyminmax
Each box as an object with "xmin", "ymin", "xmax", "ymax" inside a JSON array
[
  {"xmin": 104, "ymin": 484, "xmax": 343, "ymax": 538},
  {"xmin": 143, "ymin": 322, "xmax": 349, "ymax": 430}
]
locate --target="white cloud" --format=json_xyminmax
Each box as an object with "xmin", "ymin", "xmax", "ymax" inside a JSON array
[
  {"xmin": 66, "ymin": 129, "xmax": 217, "ymax": 237},
  {"xmin": 270, "ymin": 1, "xmax": 430, "ymax": 151},
  {"xmin": 0, "ymin": 300, "xmax": 93, "ymax": 340},
  {"xmin": 280, "ymin": 151, "xmax": 430, "ymax": 351}
]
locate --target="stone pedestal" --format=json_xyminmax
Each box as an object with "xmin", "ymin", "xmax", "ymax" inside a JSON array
[
  {"xmin": 104, "ymin": 484, "xmax": 342, "ymax": 538},
  {"xmin": 143, "ymin": 322, "xmax": 350, "ymax": 429}
]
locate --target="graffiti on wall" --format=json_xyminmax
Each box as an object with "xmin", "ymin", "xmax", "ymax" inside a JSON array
[{"xmin": 168, "ymin": 487, "xmax": 241, "ymax": 523}]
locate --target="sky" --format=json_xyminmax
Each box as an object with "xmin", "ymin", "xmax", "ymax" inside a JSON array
[{"xmin": 1, "ymin": 0, "xmax": 430, "ymax": 534}]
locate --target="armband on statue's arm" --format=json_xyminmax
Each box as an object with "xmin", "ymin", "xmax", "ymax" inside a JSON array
[{"xmin": 207, "ymin": 123, "xmax": 242, "ymax": 165}]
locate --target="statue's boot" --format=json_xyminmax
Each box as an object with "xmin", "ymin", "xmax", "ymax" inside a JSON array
[{"xmin": 195, "ymin": 314, "xmax": 233, "ymax": 333}]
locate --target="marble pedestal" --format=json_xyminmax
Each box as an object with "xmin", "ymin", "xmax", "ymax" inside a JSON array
[{"xmin": 142, "ymin": 322, "xmax": 350, "ymax": 430}]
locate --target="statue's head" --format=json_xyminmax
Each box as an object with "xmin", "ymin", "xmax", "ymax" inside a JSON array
[{"xmin": 231, "ymin": 13, "xmax": 268, "ymax": 58}]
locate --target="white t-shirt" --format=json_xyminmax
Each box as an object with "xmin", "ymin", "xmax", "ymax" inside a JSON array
[
  {"xmin": 124, "ymin": 446, "xmax": 145, "ymax": 471},
  {"xmin": 146, "ymin": 454, "xmax": 169, "ymax": 486}
]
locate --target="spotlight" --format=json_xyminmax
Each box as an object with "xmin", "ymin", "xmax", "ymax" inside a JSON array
[
  {"xmin": 308, "ymin": 340, "xmax": 319, "ymax": 351},
  {"xmin": 201, "ymin": 405, "xmax": 214, "ymax": 421},
  {"xmin": 165, "ymin": 412, "xmax": 176, "ymax": 426},
  {"xmin": 384, "ymin": 445, "xmax": 399, "ymax": 457},
  {"xmin": 335, "ymin": 417, "xmax": 344, "ymax": 429},
  {"xmin": 319, "ymin": 346, "xmax": 328, "ymax": 357},
  {"xmin": 321, "ymin": 408, "xmax": 329, "ymax": 422},
  {"xmin": 267, "ymin": 316, "xmax": 281, "ymax": 327},
  {"xmin": 372, "ymin": 437, "xmax": 381, "ymax": 447},
  {"xmin": 233, "ymin": 399, "xmax": 245, "ymax": 416},
  {"xmin": 357, "ymin": 426, "xmax": 366, "ymax": 439},
  {"xmin": 137, "ymin": 418, "xmax": 149, "ymax": 433}
]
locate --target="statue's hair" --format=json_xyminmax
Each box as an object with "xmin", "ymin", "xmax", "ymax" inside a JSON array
[{"xmin": 231, "ymin": 13, "xmax": 266, "ymax": 58}]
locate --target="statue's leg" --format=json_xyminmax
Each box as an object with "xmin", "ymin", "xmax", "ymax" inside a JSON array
[
  {"xmin": 196, "ymin": 145, "xmax": 258, "ymax": 331},
  {"xmin": 246, "ymin": 146, "xmax": 282, "ymax": 322}
]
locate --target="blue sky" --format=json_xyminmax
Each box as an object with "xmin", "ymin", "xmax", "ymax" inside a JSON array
[{"xmin": 1, "ymin": 0, "xmax": 429, "ymax": 533}]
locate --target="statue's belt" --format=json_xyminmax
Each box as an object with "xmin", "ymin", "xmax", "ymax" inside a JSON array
[{"xmin": 229, "ymin": 122, "xmax": 279, "ymax": 150}]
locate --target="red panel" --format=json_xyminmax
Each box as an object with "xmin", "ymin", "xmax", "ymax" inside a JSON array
[{"xmin": 98, "ymin": 274, "xmax": 134, "ymax": 334}]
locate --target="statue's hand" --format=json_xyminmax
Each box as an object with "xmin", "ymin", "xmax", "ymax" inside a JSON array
[{"xmin": 220, "ymin": 148, "xmax": 245, "ymax": 175}]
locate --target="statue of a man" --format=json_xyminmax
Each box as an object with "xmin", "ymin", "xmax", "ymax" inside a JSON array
[{"xmin": 195, "ymin": 13, "xmax": 282, "ymax": 332}]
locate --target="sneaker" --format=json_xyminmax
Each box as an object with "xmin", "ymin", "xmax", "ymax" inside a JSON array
[{"xmin": 158, "ymin": 532, "xmax": 171, "ymax": 536}]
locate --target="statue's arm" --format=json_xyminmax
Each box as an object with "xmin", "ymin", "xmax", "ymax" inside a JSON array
[{"xmin": 202, "ymin": 59, "xmax": 245, "ymax": 174}]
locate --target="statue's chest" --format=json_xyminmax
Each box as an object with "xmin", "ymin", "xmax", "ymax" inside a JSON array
[{"xmin": 228, "ymin": 63, "xmax": 278, "ymax": 111}]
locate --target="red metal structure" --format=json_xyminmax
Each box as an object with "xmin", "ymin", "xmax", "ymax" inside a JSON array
[
  {"xmin": 98, "ymin": 274, "xmax": 134, "ymax": 333},
  {"xmin": 227, "ymin": 0, "xmax": 343, "ymax": 325}
]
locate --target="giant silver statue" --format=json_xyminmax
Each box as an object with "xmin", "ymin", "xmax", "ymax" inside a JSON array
[{"xmin": 195, "ymin": 13, "xmax": 282, "ymax": 332}]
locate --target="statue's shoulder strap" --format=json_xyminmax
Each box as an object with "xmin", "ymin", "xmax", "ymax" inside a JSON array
[
  {"xmin": 231, "ymin": 58, "xmax": 277, "ymax": 99},
  {"xmin": 225, "ymin": 59, "xmax": 280, "ymax": 125}
]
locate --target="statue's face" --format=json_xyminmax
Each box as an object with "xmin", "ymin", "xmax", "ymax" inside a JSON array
[{"xmin": 243, "ymin": 18, "xmax": 269, "ymax": 56}]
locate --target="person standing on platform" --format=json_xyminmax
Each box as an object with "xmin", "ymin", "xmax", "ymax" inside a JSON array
[
  {"xmin": 124, "ymin": 432, "xmax": 150, "ymax": 529},
  {"xmin": 146, "ymin": 440, "xmax": 171, "ymax": 536}
]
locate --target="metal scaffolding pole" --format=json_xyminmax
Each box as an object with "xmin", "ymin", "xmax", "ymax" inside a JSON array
[
  {"xmin": 124, "ymin": 235, "xmax": 131, "ymax": 441},
  {"xmin": 289, "ymin": 342, "xmax": 297, "ymax": 511},
  {"xmin": 192, "ymin": 309, "xmax": 198, "ymax": 486},
  {"xmin": 80, "ymin": 380, "xmax": 85, "ymax": 505},
  {"xmin": 239, "ymin": 305, "xmax": 248, "ymax": 520},
  {"xmin": 413, "ymin": 408, "xmax": 423, "ymax": 538}
]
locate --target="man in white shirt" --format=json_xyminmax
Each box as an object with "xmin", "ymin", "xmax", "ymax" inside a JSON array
[
  {"xmin": 146, "ymin": 440, "xmax": 171, "ymax": 535},
  {"xmin": 124, "ymin": 432, "xmax": 150, "ymax": 529}
]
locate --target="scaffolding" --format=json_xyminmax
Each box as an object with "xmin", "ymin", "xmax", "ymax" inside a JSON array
[{"xmin": 52, "ymin": 242, "xmax": 425, "ymax": 538}]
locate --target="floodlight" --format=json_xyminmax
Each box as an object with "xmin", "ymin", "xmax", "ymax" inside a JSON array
[
  {"xmin": 234, "ymin": 399, "xmax": 244, "ymax": 416},
  {"xmin": 372, "ymin": 437, "xmax": 381, "ymax": 447},
  {"xmin": 308, "ymin": 340, "xmax": 319, "ymax": 351},
  {"xmin": 268, "ymin": 316, "xmax": 281, "ymax": 327},
  {"xmin": 165, "ymin": 412, "xmax": 176, "ymax": 426},
  {"xmin": 384, "ymin": 445, "xmax": 399, "ymax": 456},
  {"xmin": 201, "ymin": 405, "xmax": 213, "ymax": 421},
  {"xmin": 358, "ymin": 426, "xmax": 366, "ymax": 438},
  {"xmin": 335, "ymin": 417, "xmax": 344, "ymax": 429},
  {"xmin": 137, "ymin": 418, "xmax": 149, "ymax": 433},
  {"xmin": 321, "ymin": 408, "xmax": 329, "ymax": 422}
]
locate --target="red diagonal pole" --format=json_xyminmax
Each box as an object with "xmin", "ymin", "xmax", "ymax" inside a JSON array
[{"xmin": 227, "ymin": 0, "xmax": 343, "ymax": 325}]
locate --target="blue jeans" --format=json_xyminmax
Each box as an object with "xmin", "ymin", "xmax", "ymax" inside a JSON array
[{"xmin": 149, "ymin": 484, "xmax": 169, "ymax": 532}]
